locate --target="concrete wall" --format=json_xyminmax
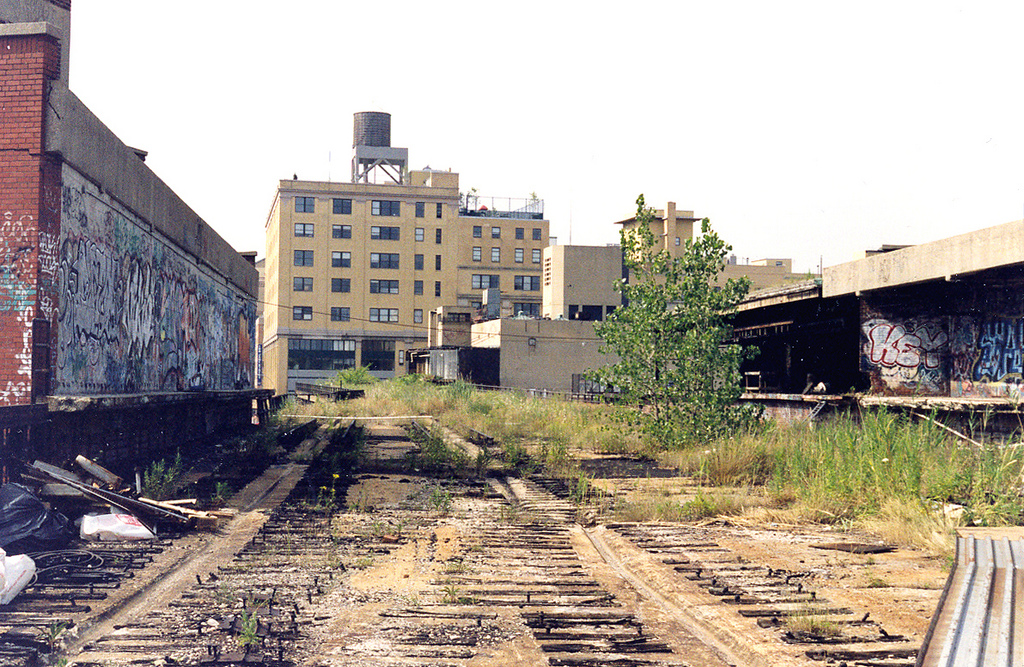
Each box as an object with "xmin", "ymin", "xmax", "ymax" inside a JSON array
[
  {"xmin": 57, "ymin": 165, "xmax": 256, "ymax": 392},
  {"xmin": 859, "ymin": 282, "xmax": 1024, "ymax": 399},
  {"xmin": 824, "ymin": 219, "xmax": 1024, "ymax": 297},
  {"xmin": 472, "ymin": 318, "xmax": 616, "ymax": 392}
]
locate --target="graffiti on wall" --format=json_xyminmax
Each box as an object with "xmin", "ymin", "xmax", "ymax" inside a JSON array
[
  {"xmin": 949, "ymin": 316, "xmax": 1024, "ymax": 398},
  {"xmin": 861, "ymin": 317, "xmax": 948, "ymax": 394},
  {"xmin": 56, "ymin": 167, "xmax": 256, "ymax": 394},
  {"xmin": 0, "ymin": 212, "xmax": 36, "ymax": 402}
]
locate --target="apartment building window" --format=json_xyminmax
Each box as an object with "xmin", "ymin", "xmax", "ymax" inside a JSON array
[
  {"xmin": 332, "ymin": 198, "xmax": 352, "ymax": 214},
  {"xmin": 292, "ymin": 306, "xmax": 312, "ymax": 320},
  {"xmin": 472, "ymin": 274, "xmax": 500, "ymax": 289},
  {"xmin": 472, "ymin": 247, "xmax": 482, "ymax": 262},
  {"xmin": 514, "ymin": 275, "xmax": 540, "ymax": 291},
  {"xmin": 332, "ymin": 251, "xmax": 350, "ymax": 268},
  {"xmin": 532, "ymin": 228, "xmax": 542, "ymax": 241},
  {"xmin": 369, "ymin": 308, "xmax": 399, "ymax": 323},
  {"xmin": 288, "ymin": 338, "xmax": 355, "ymax": 370},
  {"xmin": 472, "ymin": 226, "xmax": 482, "ymax": 238},
  {"xmin": 414, "ymin": 309, "xmax": 423, "ymax": 324},
  {"xmin": 515, "ymin": 227, "xmax": 524, "ymax": 240},
  {"xmin": 491, "ymin": 226, "xmax": 501, "ymax": 238},
  {"xmin": 294, "ymin": 250, "xmax": 314, "ymax": 266},
  {"xmin": 414, "ymin": 254, "xmax": 424, "ymax": 270},
  {"xmin": 436, "ymin": 202, "xmax": 443, "ymax": 218},
  {"xmin": 371, "ymin": 200, "xmax": 400, "ymax": 216},
  {"xmin": 415, "ymin": 202, "xmax": 425, "ymax": 218},
  {"xmin": 435, "ymin": 229, "xmax": 442, "ymax": 244},
  {"xmin": 331, "ymin": 278, "xmax": 350, "ymax": 293},
  {"xmin": 434, "ymin": 255, "xmax": 442, "ymax": 270},
  {"xmin": 371, "ymin": 226, "xmax": 400, "ymax": 240},
  {"xmin": 370, "ymin": 279, "xmax": 400, "ymax": 294},
  {"xmin": 415, "ymin": 227, "xmax": 425, "ymax": 242},
  {"xmin": 434, "ymin": 281, "xmax": 442, "ymax": 297},
  {"xmin": 514, "ymin": 302, "xmax": 540, "ymax": 317},
  {"xmin": 414, "ymin": 280, "xmax": 423, "ymax": 295},
  {"xmin": 532, "ymin": 248, "xmax": 542, "ymax": 263},
  {"xmin": 514, "ymin": 248, "xmax": 524, "ymax": 263},
  {"xmin": 491, "ymin": 247, "xmax": 500, "ymax": 262},
  {"xmin": 361, "ymin": 339, "xmax": 395, "ymax": 371},
  {"xmin": 295, "ymin": 196, "xmax": 314, "ymax": 213},
  {"xmin": 332, "ymin": 224, "xmax": 352, "ymax": 239},
  {"xmin": 293, "ymin": 277, "xmax": 313, "ymax": 292},
  {"xmin": 370, "ymin": 253, "xmax": 400, "ymax": 269},
  {"xmin": 330, "ymin": 307, "xmax": 350, "ymax": 322},
  {"xmin": 294, "ymin": 223, "xmax": 314, "ymax": 237}
]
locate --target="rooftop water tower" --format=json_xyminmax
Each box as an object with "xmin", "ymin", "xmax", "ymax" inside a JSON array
[{"xmin": 351, "ymin": 112, "xmax": 408, "ymax": 184}]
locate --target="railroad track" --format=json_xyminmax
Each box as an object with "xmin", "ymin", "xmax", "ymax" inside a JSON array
[{"xmin": 2, "ymin": 421, "xmax": 930, "ymax": 666}]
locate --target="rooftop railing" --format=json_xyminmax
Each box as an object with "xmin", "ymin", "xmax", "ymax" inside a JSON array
[{"xmin": 459, "ymin": 194, "xmax": 544, "ymax": 220}]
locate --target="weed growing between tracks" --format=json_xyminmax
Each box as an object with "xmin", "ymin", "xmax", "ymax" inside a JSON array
[{"xmin": 282, "ymin": 382, "xmax": 1024, "ymax": 554}]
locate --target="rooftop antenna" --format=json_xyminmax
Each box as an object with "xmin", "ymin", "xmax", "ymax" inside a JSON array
[{"xmin": 351, "ymin": 112, "xmax": 407, "ymax": 184}]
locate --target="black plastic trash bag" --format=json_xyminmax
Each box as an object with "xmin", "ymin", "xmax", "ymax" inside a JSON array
[{"xmin": 0, "ymin": 483, "xmax": 73, "ymax": 554}]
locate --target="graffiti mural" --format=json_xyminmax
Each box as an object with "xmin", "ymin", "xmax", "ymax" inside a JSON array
[
  {"xmin": 949, "ymin": 316, "xmax": 1024, "ymax": 399},
  {"xmin": 861, "ymin": 317, "xmax": 948, "ymax": 394},
  {"xmin": 56, "ymin": 166, "xmax": 256, "ymax": 394},
  {"xmin": 0, "ymin": 211, "xmax": 36, "ymax": 403}
]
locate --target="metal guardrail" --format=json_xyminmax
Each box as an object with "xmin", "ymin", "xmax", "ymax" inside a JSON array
[{"xmin": 917, "ymin": 531, "xmax": 1024, "ymax": 666}]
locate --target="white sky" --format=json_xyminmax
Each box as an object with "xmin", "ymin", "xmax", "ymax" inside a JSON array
[{"xmin": 68, "ymin": 1, "xmax": 1024, "ymax": 273}]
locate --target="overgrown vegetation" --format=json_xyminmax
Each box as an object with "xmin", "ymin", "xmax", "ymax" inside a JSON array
[
  {"xmin": 283, "ymin": 380, "xmax": 1024, "ymax": 554},
  {"xmin": 592, "ymin": 194, "xmax": 758, "ymax": 449},
  {"xmin": 141, "ymin": 451, "xmax": 187, "ymax": 500}
]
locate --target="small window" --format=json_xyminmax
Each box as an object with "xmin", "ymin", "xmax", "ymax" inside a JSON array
[
  {"xmin": 331, "ymin": 278, "xmax": 350, "ymax": 293},
  {"xmin": 415, "ymin": 227, "xmax": 425, "ymax": 242},
  {"xmin": 330, "ymin": 307, "xmax": 350, "ymax": 322},
  {"xmin": 294, "ymin": 223, "xmax": 314, "ymax": 237},
  {"xmin": 435, "ymin": 228, "xmax": 442, "ymax": 244},
  {"xmin": 514, "ymin": 248, "xmax": 524, "ymax": 263},
  {"xmin": 515, "ymin": 227, "xmax": 524, "ymax": 240},
  {"xmin": 295, "ymin": 197, "xmax": 314, "ymax": 213},
  {"xmin": 294, "ymin": 250, "xmax": 314, "ymax": 266},
  {"xmin": 414, "ymin": 309, "xmax": 423, "ymax": 324},
  {"xmin": 415, "ymin": 202, "xmax": 425, "ymax": 218},
  {"xmin": 435, "ymin": 202, "xmax": 443, "ymax": 218},
  {"xmin": 331, "ymin": 251, "xmax": 350, "ymax": 268},
  {"xmin": 472, "ymin": 247, "xmax": 482, "ymax": 262},
  {"xmin": 371, "ymin": 226, "xmax": 400, "ymax": 240},
  {"xmin": 435, "ymin": 254, "xmax": 442, "ymax": 270},
  {"xmin": 414, "ymin": 254, "xmax": 424, "ymax": 270},
  {"xmin": 370, "ymin": 279, "xmax": 400, "ymax": 294},
  {"xmin": 435, "ymin": 281, "xmax": 441, "ymax": 297},
  {"xmin": 332, "ymin": 198, "xmax": 352, "ymax": 214},
  {"xmin": 370, "ymin": 253, "xmax": 400, "ymax": 269},
  {"xmin": 292, "ymin": 306, "xmax": 312, "ymax": 320},
  {"xmin": 491, "ymin": 247, "xmax": 500, "ymax": 262},
  {"xmin": 472, "ymin": 226, "xmax": 482, "ymax": 238},
  {"xmin": 675, "ymin": 237, "xmax": 681, "ymax": 246},
  {"xmin": 414, "ymin": 280, "xmax": 423, "ymax": 295},
  {"xmin": 293, "ymin": 277, "xmax": 313, "ymax": 292},
  {"xmin": 472, "ymin": 274, "xmax": 500, "ymax": 289},
  {"xmin": 532, "ymin": 248, "xmax": 541, "ymax": 264},
  {"xmin": 532, "ymin": 228, "xmax": 542, "ymax": 241},
  {"xmin": 371, "ymin": 200, "xmax": 400, "ymax": 216},
  {"xmin": 332, "ymin": 224, "xmax": 352, "ymax": 239},
  {"xmin": 514, "ymin": 275, "xmax": 540, "ymax": 291},
  {"xmin": 491, "ymin": 226, "xmax": 501, "ymax": 238},
  {"xmin": 369, "ymin": 308, "xmax": 399, "ymax": 323}
]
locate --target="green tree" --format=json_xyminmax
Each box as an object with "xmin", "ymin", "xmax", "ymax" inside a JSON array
[{"xmin": 593, "ymin": 195, "xmax": 756, "ymax": 448}]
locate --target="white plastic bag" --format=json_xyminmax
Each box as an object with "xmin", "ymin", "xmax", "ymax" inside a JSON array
[
  {"xmin": 79, "ymin": 513, "xmax": 155, "ymax": 541},
  {"xmin": 0, "ymin": 548, "xmax": 36, "ymax": 605}
]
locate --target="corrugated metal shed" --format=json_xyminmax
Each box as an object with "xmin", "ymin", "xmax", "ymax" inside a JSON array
[{"xmin": 917, "ymin": 530, "xmax": 1024, "ymax": 667}]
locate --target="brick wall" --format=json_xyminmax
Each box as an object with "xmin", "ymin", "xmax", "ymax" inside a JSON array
[{"xmin": 0, "ymin": 31, "xmax": 61, "ymax": 406}]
